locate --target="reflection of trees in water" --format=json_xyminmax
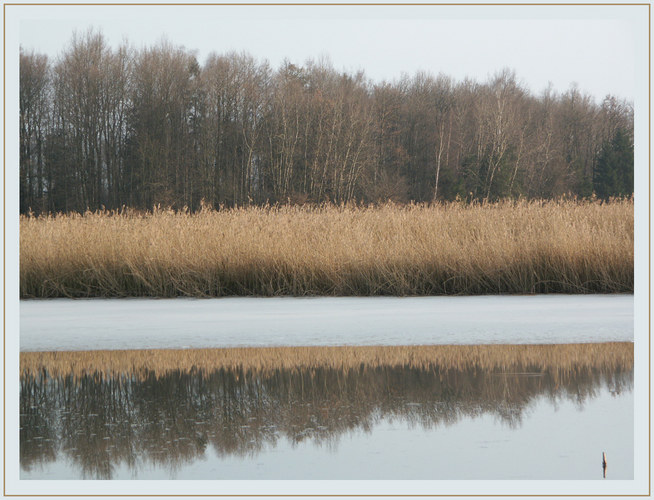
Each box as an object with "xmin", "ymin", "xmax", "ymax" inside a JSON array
[
  {"xmin": 20, "ymin": 364, "xmax": 633, "ymax": 479},
  {"xmin": 20, "ymin": 375, "xmax": 58, "ymax": 471}
]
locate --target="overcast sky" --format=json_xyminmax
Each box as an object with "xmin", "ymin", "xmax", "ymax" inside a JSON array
[{"xmin": 14, "ymin": 4, "xmax": 646, "ymax": 102}]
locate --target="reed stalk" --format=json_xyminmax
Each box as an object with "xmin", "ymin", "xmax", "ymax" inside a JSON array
[{"xmin": 20, "ymin": 199, "xmax": 634, "ymax": 297}]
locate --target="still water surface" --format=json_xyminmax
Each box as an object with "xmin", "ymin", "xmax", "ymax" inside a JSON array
[
  {"xmin": 21, "ymin": 359, "xmax": 632, "ymax": 480},
  {"xmin": 20, "ymin": 295, "xmax": 633, "ymax": 351},
  {"xmin": 20, "ymin": 295, "xmax": 634, "ymax": 480}
]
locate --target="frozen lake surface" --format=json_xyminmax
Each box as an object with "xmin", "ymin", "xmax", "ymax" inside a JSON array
[{"xmin": 20, "ymin": 295, "xmax": 633, "ymax": 351}]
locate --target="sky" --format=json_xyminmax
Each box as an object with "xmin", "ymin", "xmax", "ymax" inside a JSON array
[{"xmin": 14, "ymin": 3, "xmax": 646, "ymax": 102}]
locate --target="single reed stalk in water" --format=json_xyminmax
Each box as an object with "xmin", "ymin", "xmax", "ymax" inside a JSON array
[
  {"xmin": 20, "ymin": 199, "xmax": 634, "ymax": 297},
  {"xmin": 20, "ymin": 343, "xmax": 634, "ymax": 380}
]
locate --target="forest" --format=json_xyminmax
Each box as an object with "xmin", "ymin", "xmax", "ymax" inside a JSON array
[{"xmin": 20, "ymin": 30, "xmax": 634, "ymax": 214}]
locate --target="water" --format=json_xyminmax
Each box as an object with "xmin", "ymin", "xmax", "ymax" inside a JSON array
[
  {"xmin": 20, "ymin": 362, "xmax": 633, "ymax": 480},
  {"xmin": 20, "ymin": 295, "xmax": 633, "ymax": 351},
  {"xmin": 19, "ymin": 294, "xmax": 634, "ymax": 481}
]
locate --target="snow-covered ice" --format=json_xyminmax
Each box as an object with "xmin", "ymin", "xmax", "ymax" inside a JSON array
[{"xmin": 19, "ymin": 295, "xmax": 633, "ymax": 352}]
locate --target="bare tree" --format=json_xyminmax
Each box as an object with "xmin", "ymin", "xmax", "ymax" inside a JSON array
[
  {"xmin": 19, "ymin": 33, "xmax": 634, "ymax": 213},
  {"xmin": 20, "ymin": 48, "xmax": 50, "ymax": 213}
]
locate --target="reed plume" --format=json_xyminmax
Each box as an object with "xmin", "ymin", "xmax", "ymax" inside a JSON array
[{"xmin": 20, "ymin": 199, "xmax": 634, "ymax": 297}]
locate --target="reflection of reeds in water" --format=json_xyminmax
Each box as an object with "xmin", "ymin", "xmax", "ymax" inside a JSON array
[
  {"xmin": 20, "ymin": 199, "xmax": 633, "ymax": 298},
  {"xmin": 21, "ymin": 343, "xmax": 634, "ymax": 380},
  {"xmin": 20, "ymin": 343, "xmax": 633, "ymax": 479}
]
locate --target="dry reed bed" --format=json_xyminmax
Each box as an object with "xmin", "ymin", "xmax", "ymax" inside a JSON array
[
  {"xmin": 20, "ymin": 199, "xmax": 633, "ymax": 297},
  {"xmin": 20, "ymin": 343, "xmax": 633, "ymax": 380}
]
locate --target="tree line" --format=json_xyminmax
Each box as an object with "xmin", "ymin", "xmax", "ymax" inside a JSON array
[{"xmin": 20, "ymin": 30, "xmax": 634, "ymax": 214}]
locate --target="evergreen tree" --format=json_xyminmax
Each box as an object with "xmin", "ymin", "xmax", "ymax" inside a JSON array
[{"xmin": 594, "ymin": 128, "xmax": 634, "ymax": 199}]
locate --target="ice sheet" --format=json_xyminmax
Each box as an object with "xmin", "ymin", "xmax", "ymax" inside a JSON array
[{"xmin": 20, "ymin": 295, "xmax": 633, "ymax": 351}]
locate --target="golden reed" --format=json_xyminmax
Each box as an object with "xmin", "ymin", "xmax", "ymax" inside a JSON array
[
  {"xmin": 20, "ymin": 199, "xmax": 633, "ymax": 297},
  {"xmin": 20, "ymin": 343, "xmax": 633, "ymax": 380}
]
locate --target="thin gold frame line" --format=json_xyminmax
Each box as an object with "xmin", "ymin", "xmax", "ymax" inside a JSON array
[
  {"xmin": 3, "ymin": 2, "xmax": 6, "ymax": 498},
  {"xmin": 5, "ymin": 491, "xmax": 654, "ymax": 498},
  {"xmin": 649, "ymin": 2, "xmax": 652, "ymax": 497},
  {"xmin": 3, "ymin": 2, "xmax": 653, "ymax": 5}
]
